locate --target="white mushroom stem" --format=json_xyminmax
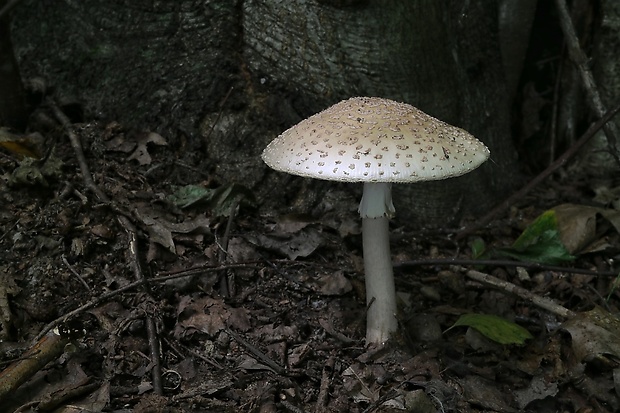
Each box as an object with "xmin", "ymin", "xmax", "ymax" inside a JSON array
[{"xmin": 359, "ymin": 182, "xmax": 397, "ymax": 345}]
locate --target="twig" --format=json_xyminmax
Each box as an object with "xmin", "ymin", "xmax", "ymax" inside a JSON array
[
  {"xmin": 549, "ymin": 49, "xmax": 566, "ymax": 166},
  {"xmin": 395, "ymin": 257, "xmax": 618, "ymax": 277},
  {"xmin": 466, "ymin": 270, "xmax": 575, "ymax": 318},
  {"xmin": 163, "ymin": 337, "xmax": 224, "ymax": 370},
  {"xmin": 555, "ymin": 0, "xmax": 620, "ymax": 166},
  {"xmin": 145, "ymin": 316, "xmax": 163, "ymax": 395},
  {"xmin": 280, "ymin": 399, "xmax": 309, "ymax": 413},
  {"xmin": 32, "ymin": 263, "xmax": 260, "ymax": 342},
  {"xmin": 225, "ymin": 328, "xmax": 286, "ymax": 375},
  {"xmin": 0, "ymin": 0, "xmax": 22, "ymax": 20},
  {"xmin": 202, "ymin": 86, "xmax": 234, "ymax": 151},
  {"xmin": 457, "ymin": 102, "xmax": 620, "ymax": 239},
  {"xmin": 48, "ymin": 101, "xmax": 168, "ymax": 393},
  {"xmin": 315, "ymin": 357, "xmax": 334, "ymax": 413},
  {"xmin": 218, "ymin": 198, "xmax": 240, "ymax": 297},
  {"xmin": 0, "ymin": 218, "xmax": 19, "ymax": 242},
  {"xmin": 61, "ymin": 254, "xmax": 91, "ymax": 291},
  {"xmin": 47, "ymin": 99, "xmax": 108, "ymax": 202}
]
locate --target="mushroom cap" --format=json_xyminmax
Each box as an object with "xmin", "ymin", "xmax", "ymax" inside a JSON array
[{"xmin": 262, "ymin": 97, "xmax": 490, "ymax": 183}]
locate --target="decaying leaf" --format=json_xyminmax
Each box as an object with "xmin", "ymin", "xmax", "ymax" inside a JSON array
[
  {"xmin": 0, "ymin": 273, "xmax": 21, "ymax": 339},
  {"xmin": 127, "ymin": 131, "xmax": 167, "ymax": 165},
  {"xmin": 0, "ymin": 128, "xmax": 44, "ymax": 159},
  {"xmin": 342, "ymin": 363, "xmax": 379, "ymax": 404},
  {"xmin": 459, "ymin": 376, "xmax": 516, "ymax": 412},
  {"xmin": 133, "ymin": 208, "xmax": 211, "ymax": 258},
  {"xmin": 308, "ymin": 270, "xmax": 352, "ymax": 296},
  {"xmin": 8, "ymin": 151, "xmax": 64, "ymax": 187},
  {"xmin": 553, "ymin": 203, "xmax": 620, "ymax": 254},
  {"xmin": 175, "ymin": 295, "xmax": 250, "ymax": 338},
  {"xmin": 514, "ymin": 375, "xmax": 559, "ymax": 410},
  {"xmin": 168, "ymin": 183, "xmax": 256, "ymax": 217},
  {"xmin": 560, "ymin": 306, "xmax": 620, "ymax": 365},
  {"xmin": 593, "ymin": 182, "xmax": 620, "ymax": 210},
  {"xmin": 247, "ymin": 225, "xmax": 323, "ymax": 260}
]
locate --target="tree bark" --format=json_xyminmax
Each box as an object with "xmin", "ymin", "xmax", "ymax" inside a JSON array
[
  {"xmin": 0, "ymin": 0, "xmax": 28, "ymax": 130},
  {"xmin": 243, "ymin": 0, "xmax": 521, "ymax": 225},
  {"xmin": 11, "ymin": 0, "xmax": 523, "ymax": 226}
]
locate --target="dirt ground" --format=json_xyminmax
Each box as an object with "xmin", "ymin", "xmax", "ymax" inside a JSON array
[{"xmin": 1, "ymin": 115, "xmax": 620, "ymax": 413}]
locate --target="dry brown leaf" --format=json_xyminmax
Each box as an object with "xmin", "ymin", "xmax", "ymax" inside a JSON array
[
  {"xmin": 175, "ymin": 295, "xmax": 250, "ymax": 338},
  {"xmin": 248, "ymin": 225, "xmax": 323, "ymax": 260},
  {"xmin": 127, "ymin": 131, "xmax": 167, "ymax": 165},
  {"xmin": 553, "ymin": 203, "xmax": 620, "ymax": 253},
  {"xmin": 560, "ymin": 306, "xmax": 620, "ymax": 365}
]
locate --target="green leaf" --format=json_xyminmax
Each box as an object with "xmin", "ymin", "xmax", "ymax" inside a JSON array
[
  {"xmin": 496, "ymin": 210, "xmax": 575, "ymax": 265},
  {"xmin": 447, "ymin": 313, "xmax": 533, "ymax": 345},
  {"xmin": 167, "ymin": 183, "xmax": 256, "ymax": 217},
  {"xmin": 512, "ymin": 210, "xmax": 556, "ymax": 249},
  {"xmin": 470, "ymin": 237, "xmax": 487, "ymax": 259},
  {"xmin": 208, "ymin": 184, "xmax": 256, "ymax": 217},
  {"xmin": 167, "ymin": 184, "xmax": 210, "ymax": 208}
]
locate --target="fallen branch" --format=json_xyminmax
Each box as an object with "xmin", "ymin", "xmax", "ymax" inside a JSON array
[
  {"xmin": 465, "ymin": 270, "xmax": 575, "ymax": 319},
  {"xmin": 0, "ymin": 332, "xmax": 68, "ymax": 404},
  {"xmin": 395, "ymin": 257, "xmax": 618, "ymax": 277}
]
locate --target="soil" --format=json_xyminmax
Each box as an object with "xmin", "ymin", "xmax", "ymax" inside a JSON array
[{"xmin": 1, "ymin": 117, "xmax": 620, "ymax": 412}]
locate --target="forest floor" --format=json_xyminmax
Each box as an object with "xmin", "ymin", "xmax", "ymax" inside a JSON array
[{"xmin": 1, "ymin": 116, "xmax": 620, "ymax": 413}]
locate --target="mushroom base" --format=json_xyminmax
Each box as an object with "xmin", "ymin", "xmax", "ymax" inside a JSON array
[{"xmin": 362, "ymin": 215, "xmax": 397, "ymax": 345}]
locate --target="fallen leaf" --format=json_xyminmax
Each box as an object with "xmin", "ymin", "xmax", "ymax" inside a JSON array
[
  {"xmin": 514, "ymin": 375, "xmax": 559, "ymax": 410},
  {"xmin": 127, "ymin": 131, "xmax": 167, "ymax": 165},
  {"xmin": 8, "ymin": 152, "xmax": 64, "ymax": 187},
  {"xmin": 460, "ymin": 375, "xmax": 516, "ymax": 412},
  {"xmin": 446, "ymin": 313, "xmax": 533, "ymax": 345},
  {"xmin": 168, "ymin": 183, "xmax": 256, "ymax": 216},
  {"xmin": 175, "ymin": 295, "xmax": 250, "ymax": 338},
  {"xmin": 247, "ymin": 225, "xmax": 323, "ymax": 260},
  {"xmin": 134, "ymin": 208, "xmax": 211, "ymax": 258},
  {"xmin": 310, "ymin": 271, "xmax": 352, "ymax": 296},
  {"xmin": 552, "ymin": 203, "xmax": 620, "ymax": 254},
  {"xmin": 0, "ymin": 128, "xmax": 44, "ymax": 159},
  {"xmin": 496, "ymin": 209, "xmax": 575, "ymax": 264},
  {"xmin": 561, "ymin": 306, "xmax": 620, "ymax": 365}
]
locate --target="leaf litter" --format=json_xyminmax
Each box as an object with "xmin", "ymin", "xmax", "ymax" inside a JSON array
[{"xmin": 1, "ymin": 121, "xmax": 620, "ymax": 412}]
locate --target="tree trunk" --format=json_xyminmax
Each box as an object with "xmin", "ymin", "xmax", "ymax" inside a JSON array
[
  {"xmin": 11, "ymin": 0, "xmax": 524, "ymax": 226},
  {"xmin": 243, "ymin": 0, "xmax": 522, "ymax": 225},
  {"xmin": 0, "ymin": 0, "xmax": 28, "ymax": 130}
]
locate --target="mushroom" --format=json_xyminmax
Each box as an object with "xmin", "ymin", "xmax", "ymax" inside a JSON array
[{"xmin": 262, "ymin": 97, "xmax": 490, "ymax": 345}]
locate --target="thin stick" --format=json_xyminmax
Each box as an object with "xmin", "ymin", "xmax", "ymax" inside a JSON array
[
  {"xmin": 225, "ymin": 328, "xmax": 285, "ymax": 375},
  {"xmin": 0, "ymin": 218, "xmax": 19, "ymax": 242},
  {"xmin": 315, "ymin": 357, "xmax": 334, "ymax": 413},
  {"xmin": 457, "ymin": 102, "xmax": 620, "ymax": 239},
  {"xmin": 61, "ymin": 255, "xmax": 92, "ymax": 291},
  {"xmin": 555, "ymin": 0, "xmax": 620, "ymax": 166},
  {"xmin": 466, "ymin": 270, "xmax": 575, "ymax": 318},
  {"xmin": 0, "ymin": 0, "xmax": 22, "ymax": 20},
  {"xmin": 145, "ymin": 317, "xmax": 163, "ymax": 394},
  {"xmin": 33, "ymin": 263, "xmax": 258, "ymax": 342},
  {"xmin": 203, "ymin": 86, "xmax": 234, "ymax": 152},
  {"xmin": 395, "ymin": 257, "xmax": 618, "ymax": 277},
  {"xmin": 48, "ymin": 100, "xmax": 169, "ymax": 392},
  {"xmin": 218, "ymin": 198, "xmax": 240, "ymax": 297}
]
